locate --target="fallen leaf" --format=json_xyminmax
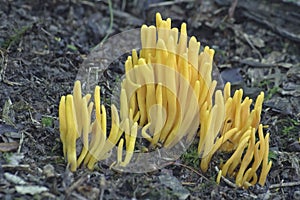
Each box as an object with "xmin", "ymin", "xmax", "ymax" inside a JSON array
[
  {"xmin": 4, "ymin": 153, "xmax": 24, "ymax": 165},
  {"xmin": 249, "ymin": 35, "xmax": 265, "ymax": 48},
  {"xmin": 15, "ymin": 185, "xmax": 48, "ymax": 195},
  {"xmin": 4, "ymin": 172, "xmax": 26, "ymax": 185}
]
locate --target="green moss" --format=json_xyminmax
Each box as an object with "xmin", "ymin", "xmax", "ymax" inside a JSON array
[
  {"xmin": 266, "ymin": 86, "xmax": 279, "ymax": 100},
  {"xmin": 41, "ymin": 116, "xmax": 53, "ymax": 127},
  {"xmin": 181, "ymin": 145, "xmax": 199, "ymax": 168},
  {"xmin": 257, "ymin": 79, "xmax": 279, "ymax": 100},
  {"xmin": 282, "ymin": 118, "xmax": 299, "ymax": 136},
  {"xmin": 268, "ymin": 150, "xmax": 278, "ymax": 162},
  {"xmin": 67, "ymin": 44, "xmax": 78, "ymax": 51},
  {"xmin": 1, "ymin": 24, "xmax": 32, "ymax": 49}
]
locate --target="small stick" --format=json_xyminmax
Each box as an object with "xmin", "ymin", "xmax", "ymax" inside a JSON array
[
  {"xmin": 2, "ymin": 164, "xmax": 31, "ymax": 171},
  {"xmin": 215, "ymin": 166, "xmax": 238, "ymax": 188},
  {"xmin": 65, "ymin": 174, "xmax": 88, "ymax": 197},
  {"xmin": 269, "ymin": 181, "xmax": 300, "ymax": 189}
]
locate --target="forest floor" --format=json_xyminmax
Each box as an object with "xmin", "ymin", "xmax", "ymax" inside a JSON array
[{"xmin": 0, "ymin": 0, "xmax": 299, "ymax": 199}]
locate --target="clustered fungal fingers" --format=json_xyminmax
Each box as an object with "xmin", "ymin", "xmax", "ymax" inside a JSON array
[
  {"xmin": 198, "ymin": 101, "xmax": 210, "ymax": 155},
  {"xmin": 121, "ymin": 122, "xmax": 138, "ymax": 166},
  {"xmin": 97, "ymin": 105, "xmax": 121, "ymax": 160},
  {"xmin": 65, "ymin": 95, "xmax": 78, "ymax": 172},
  {"xmin": 259, "ymin": 132, "xmax": 272, "ymax": 186},
  {"xmin": 59, "ymin": 96, "xmax": 67, "ymax": 157},
  {"xmin": 121, "ymin": 13, "xmax": 208, "ymax": 149},
  {"xmin": 72, "ymin": 81, "xmax": 83, "ymax": 136},
  {"xmin": 58, "ymin": 81, "xmax": 138, "ymax": 171},
  {"xmin": 117, "ymin": 138, "xmax": 124, "ymax": 165},
  {"xmin": 235, "ymin": 128, "xmax": 255, "ymax": 187},
  {"xmin": 200, "ymin": 127, "xmax": 238, "ymax": 172},
  {"xmin": 76, "ymin": 95, "xmax": 91, "ymax": 167},
  {"xmin": 58, "ymin": 12, "xmax": 272, "ymax": 188},
  {"xmin": 202, "ymin": 89, "xmax": 272, "ymax": 188},
  {"xmin": 221, "ymin": 130, "xmax": 251, "ymax": 177}
]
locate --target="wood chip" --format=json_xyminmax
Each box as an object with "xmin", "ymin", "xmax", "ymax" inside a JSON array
[{"xmin": 0, "ymin": 142, "xmax": 19, "ymax": 152}]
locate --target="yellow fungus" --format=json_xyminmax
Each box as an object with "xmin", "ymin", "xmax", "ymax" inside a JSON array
[{"xmin": 58, "ymin": 12, "xmax": 271, "ymax": 188}]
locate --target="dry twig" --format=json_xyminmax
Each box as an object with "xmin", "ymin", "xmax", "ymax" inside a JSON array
[{"xmin": 269, "ymin": 181, "xmax": 300, "ymax": 189}]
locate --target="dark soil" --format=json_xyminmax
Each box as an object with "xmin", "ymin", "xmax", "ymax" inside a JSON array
[{"xmin": 0, "ymin": 0, "xmax": 299, "ymax": 199}]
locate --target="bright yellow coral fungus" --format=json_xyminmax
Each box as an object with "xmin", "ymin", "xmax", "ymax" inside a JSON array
[
  {"xmin": 59, "ymin": 81, "xmax": 136, "ymax": 171},
  {"xmin": 121, "ymin": 13, "xmax": 215, "ymax": 149},
  {"xmin": 59, "ymin": 81, "xmax": 91, "ymax": 171},
  {"xmin": 58, "ymin": 13, "xmax": 272, "ymax": 188},
  {"xmin": 199, "ymin": 82, "xmax": 264, "ymax": 166},
  {"xmin": 199, "ymin": 82, "xmax": 272, "ymax": 188}
]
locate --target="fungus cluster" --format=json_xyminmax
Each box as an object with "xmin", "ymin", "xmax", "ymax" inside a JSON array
[
  {"xmin": 58, "ymin": 13, "xmax": 271, "ymax": 188},
  {"xmin": 121, "ymin": 13, "xmax": 215, "ymax": 149},
  {"xmin": 199, "ymin": 82, "xmax": 272, "ymax": 187},
  {"xmin": 59, "ymin": 81, "xmax": 137, "ymax": 171}
]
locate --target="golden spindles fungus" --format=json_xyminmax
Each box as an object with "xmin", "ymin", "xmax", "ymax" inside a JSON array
[
  {"xmin": 58, "ymin": 13, "xmax": 271, "ymax": 188},
  {"xmin": 199, "ymin": 82, "xmax": 271, "ymax": 188},
  {"xmin": 59, "ymin": 81, "xmax": 136, "ymax": 171},
  {"xmin": 121, "ymin": 13, "xmax": 214, "ymax": 150}
]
